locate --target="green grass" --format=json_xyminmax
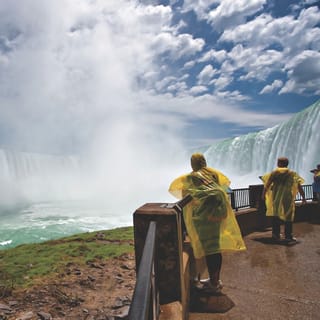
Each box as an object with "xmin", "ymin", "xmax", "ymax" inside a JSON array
[{"xmin": 0, "ymin": 226, "xmax": 134, "ymax": 289}]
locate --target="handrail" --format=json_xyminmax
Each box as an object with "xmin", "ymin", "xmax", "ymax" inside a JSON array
[
  {"xmin": 296, "ymin": 184, "xmax": 314, "ymax": 201},
  {"xmin": 128, "ymin": 221, "xmax": 158, "ymax": 320},
  {"xmin": 230, "ymin": 184, "xmax": 314, "ymax": 211},
  {"xmin": 230, "ymin": 188, "xmax": 250, "ymax": 211},
  {"xmin": 174, "ymin": 194, "xmax": 193, "ymax": 211},
  {"xmin": 130, "ymin": 196, "xmax": 192, "ymax": 320}
]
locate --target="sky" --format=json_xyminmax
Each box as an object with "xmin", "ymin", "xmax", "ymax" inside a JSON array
[
  {"xmin": 0, "ymin": 0, "xmax": 319, "ymax": 155},
  {"xmin": 0, "ymin": 0, "xmax": 319, "ymax": 210}
]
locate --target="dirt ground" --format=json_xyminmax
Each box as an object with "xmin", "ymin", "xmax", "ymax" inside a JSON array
[{"xmin": 0, "ymin": 253, "xmax": 136, "ymax": 320}]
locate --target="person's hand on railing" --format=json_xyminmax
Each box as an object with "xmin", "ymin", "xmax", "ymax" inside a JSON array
[{"xmin": 298, "ymin": 184, "xmax": 306, "ymax": 205}]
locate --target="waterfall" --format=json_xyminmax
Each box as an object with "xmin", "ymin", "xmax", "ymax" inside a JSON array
[
  {"xmin": 0, "ymin": 149, "xmax": 80, "ymax": 206},
  {"xmin": 0, "ymin": 149, "xmax": 79, "ymax": 180},
  {"xmin": 0, "ymin": 100, "xmax": 319, "ymax": 203},
  {"xmin": 203, "ymin": 100, "xmax": 320, "ymax": 187}
]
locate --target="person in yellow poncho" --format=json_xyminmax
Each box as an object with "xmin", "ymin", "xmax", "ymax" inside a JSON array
[
  {"xmin": 261, "ymin": 157, "xmax": 306, "ymax": 243},
  {"xmin": 169, "ymin": 153, "xmax": 246, "ymax": 293}
]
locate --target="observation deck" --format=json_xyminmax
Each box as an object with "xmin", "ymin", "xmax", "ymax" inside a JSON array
[
  {"xmin": 188, "ymin": 217, "xmax": 320, "ymax": 319},
  {"xmin": 130, "ymin": 186, "xmax": 320, "ymax": 320}
]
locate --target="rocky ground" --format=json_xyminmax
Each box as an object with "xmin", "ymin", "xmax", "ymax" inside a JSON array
[{"xmin": 0, "ymin": 253, "xmax": 136, "ymax": 320}]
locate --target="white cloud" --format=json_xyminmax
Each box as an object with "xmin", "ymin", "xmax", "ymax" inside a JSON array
[
  {"xmin": 211, "ymin": 74, "xmax": 233, "ymax": 90},
  {"xmin": 280, "ymin": 50, "xmax": 320, "ymax": 95},
  {"xmin": 227, "ymin": 45, "xmax": 284, "ymax": 81},
  {"xmin": 151, "ymin": 32, "xmax": 205, "ymax": 59},
  {"xmin": 135, "ymin": 4, "xmax": 173, "ymax": 29},
  {"xmin": 183, "ymin": 60, "xmax": 196, "ymax": 68},
  {"xmin": 197, "ymin": 64, "xmax": 217, "ymax": 84},
  {"xmin": 220, "ymin": 13, "xmax": 283, "ymax": 48},
  {"xmin": 220, "ymin": 7, "xmax": 320, "ymax": 54},
  {"xmin": 217, "ymin": 6, "xmax": 320, "ymax": 94},
  {"xmin": 198, "ymin": 45, "xmax": 280, "ymax": 85},
  {"xmin": 190, "ymin": 85, "xmax": 208, "ymax": 95},
  {"xmin": 182, "ymin": 0, "xmax": 266, "ymax": 29},
  {"xmin": 168, "ymin": 81, "xmax": 188, "ymax": 93},
  {"xmin": 140, "ymin": 91, "xmax": 291, "ymax": 129},
  {"xmin": 215, "ymin": 90, "xmax": 249, "ymax": 101},
  {"xmin": 304, "ymin": 0, "xmax": 319, "ymax": 4},
  {"xmin": 154, "ymin": 76, "xmax": 177, "ymax": 91},
  {"xmin": 218, "ymin": 59, "xmax": 234, "ymax": 74},
  {"xmin": 199, "ymin": 49, "xmax": 227, "ymax": 63},
  {"xmin": 182, "ymin": 0, "xmax": 219, "ymax": 20},
  {"xmin": 260, "ymin": 79, "xmax": 283, "ymax": 94},
  {"xmin": 208, "ymin": 0, "xmax": 266, "ymax": 31}
]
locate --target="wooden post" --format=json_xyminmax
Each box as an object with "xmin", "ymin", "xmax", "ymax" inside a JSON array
[{"xmin": 133, "ymin": 203, "xmax": 184, "ymax": 305}]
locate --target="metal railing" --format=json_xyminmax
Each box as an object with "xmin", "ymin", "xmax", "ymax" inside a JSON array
[
  {"xmin": 296, "ymin": 184, "xmax": 314, "ymax": 201},
  {"xmin": 128, "ymin": 221, "xmax": 158, "ymax": 320},
  {"xmin": 230, "ymin": 184, "xmax": 314, "ymax": 211},
  {"xmin": 230, "ymin": 188, "xmax": 250, "ymax": 211}
]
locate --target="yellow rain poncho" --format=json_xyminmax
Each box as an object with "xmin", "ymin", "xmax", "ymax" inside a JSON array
[
  {"xmin": 261, "ymin": 167, "xmax": 304, "ymax": 222},
  {"xmin": 169, "ymin": 156, "xmax": 246, "ymax": 259}
]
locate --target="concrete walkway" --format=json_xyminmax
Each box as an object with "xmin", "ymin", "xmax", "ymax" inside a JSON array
[{"xmin": 189, "ymin": 218, "xmax": 320, "ymax": 320}]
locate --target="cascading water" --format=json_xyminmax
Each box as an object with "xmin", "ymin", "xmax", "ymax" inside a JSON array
[
  {"xmin": 0, "ymin": 146, "xmax": 175, "ymax": 249},
  {"xmin": 0, "ymin": 149, "xmax": 79, "ymax": 180},
  {"xmin": 0, "ymin": 150, "xmax": 91, "ymax": 249},
  {"xmin": 203, "ymin": 100, "xmax": 320, "ymax": 187},
  {"xmin": 0, "ymin": 149, "xmax": 80, "ymax": 206},
  {"xmin": 1, "ymin": 100, "xmax": 319, "ymax": 248}
]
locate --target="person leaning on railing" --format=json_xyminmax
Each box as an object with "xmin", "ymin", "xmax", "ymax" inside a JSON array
[
  {"xmin": 168, "ymin": 153, "xmax": 246, "ymax": 294},
  {"xmin": 311, "ymin": 164, "xmax": 320, "ymax": 205},
  {"xmin": 261, "ymin": 157, "xmax": 306, "ymax": 244}
]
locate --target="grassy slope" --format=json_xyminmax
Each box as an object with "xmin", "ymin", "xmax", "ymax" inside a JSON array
[{"xmin": 0, "ymin": 226, "xmax": 134, "ymax": 291}]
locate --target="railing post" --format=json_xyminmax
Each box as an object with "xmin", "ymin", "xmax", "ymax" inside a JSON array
[
  {"xmin": 249, "ymin": 184, "xmax": 265, "ymax": 209},
  {"xmin": 132, "ymin": 196, "xmax": 192, "ymax": 319},
  {"xmin": 133, "ymin": 203, "xmax": 183, "ymax": 305},
  {"xmin": 230, "ymin": 191, "xmax": 236, "ymax": 210}
]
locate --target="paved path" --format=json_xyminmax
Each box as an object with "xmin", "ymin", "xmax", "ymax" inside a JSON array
[{"xmin": 189, "ymin": 219, "xmax": 320, "ymax": 320}]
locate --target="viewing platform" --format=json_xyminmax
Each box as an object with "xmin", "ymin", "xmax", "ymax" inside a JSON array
[
  {"xmin": 188, "ymin": 218, "xmax": 320, "ymax": 319},
  {"xmin": 129, "ymin": 185, "xmax": 320, "ymax": 320}
]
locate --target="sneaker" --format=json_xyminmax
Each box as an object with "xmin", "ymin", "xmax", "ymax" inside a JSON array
[
  {"xmin": 285, "ymin": 236, "xmax": 297, "ymax": 243},
  {"xmin": 272, "ymin": 233, "xmax": 281, "ymax": 241},
  {"xmin": 193, "ymin": 278, "xmax": 209, "ymax": 289},
  {"xmin": 197, "ymin": 280, "xmax": 223, "ymax": 294},
  {"xmin": 199, "ymin": 278, "xmax": 210, "ymax": 284},
  {"xmin": 202, "ymin": 282, "xmax": 222, "ymax": 294},
  {"xmin": 201, "ymin": 278, "xmax": 223, "ymax": 288},
  {"xmin": 217, "ymin": 279, "xmax": 223, "ymax": 290}
]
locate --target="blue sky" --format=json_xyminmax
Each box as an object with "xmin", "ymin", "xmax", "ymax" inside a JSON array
[{"xmin": 0, "ymin": 0, "xmax": 319, "ymax": 155}]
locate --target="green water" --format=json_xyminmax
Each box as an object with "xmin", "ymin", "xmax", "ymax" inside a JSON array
[{"xmin": 0, "ymin": 201, "xmax": 132, "ymax": 249}]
